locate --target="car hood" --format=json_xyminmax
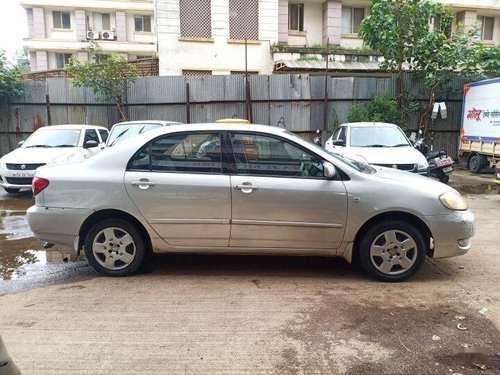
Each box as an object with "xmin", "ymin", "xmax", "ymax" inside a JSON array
[
  {"xmin": 0, "ymin": 147, "xmax": 86, "ymax": 164},
  {"xmin": 340, "ymin": 146, "xmax": 423, "ymax": 165}
]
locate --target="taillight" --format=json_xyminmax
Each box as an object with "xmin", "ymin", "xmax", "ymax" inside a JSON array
[{"xmin": 32, "ymin": 177, "xmax": 49, "ymax": 195}]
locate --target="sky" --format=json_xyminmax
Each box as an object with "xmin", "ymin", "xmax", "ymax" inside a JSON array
[{"xmin": 0, "ymin": 0, "xmax": 28, "ymax": 62}]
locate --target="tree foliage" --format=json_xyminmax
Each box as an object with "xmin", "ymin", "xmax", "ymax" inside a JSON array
[
  {"xmin": 359, "ymin": 0, "xmax": 500, "ymax": 130},
  {"xmin": 65, "ymin": 42, "xmax": 138, "ymax": 121},
  {"xmin": 0, "ymin": 50, "xmax": 24, "ymax": 107},
  {"xmin": 348, "ymin": 93, "xmax": 421, "ymax": 127}
]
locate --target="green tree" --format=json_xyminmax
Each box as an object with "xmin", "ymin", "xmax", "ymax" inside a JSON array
[
  {"xmin": 0, "ymin": 50, "xmax": 24, "ymax": 108},
  {"xmin": 359, "ymin": 0, "xmax": 487, "ymax": 131},
  {"xmin": 65, "ymin": 42, "xmax": 138, "ymax": 121}
]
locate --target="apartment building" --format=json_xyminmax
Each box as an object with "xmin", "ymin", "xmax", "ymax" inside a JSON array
[
  {"xmin": 21, "ymin": 0, "xmax": 156, "ymax": 71},
  {"xmin": 21, "ymin": 1, "xmax": 500, "ymax": 74},
  {"xmin": 156, "ymin": 0, "xmax": 500, "ymax": 75}
]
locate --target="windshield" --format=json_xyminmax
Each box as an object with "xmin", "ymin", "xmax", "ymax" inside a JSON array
[
  {"xmin": 350, "ymin": 126, "xmax": 410, "ymax": 147},
  {"xmin": 22, "ymin": 128, "xmax": 81, "ymax": 148},
  {"xmin": 107, "ymin": 123, "xmax": 164, "ymax": 146}
]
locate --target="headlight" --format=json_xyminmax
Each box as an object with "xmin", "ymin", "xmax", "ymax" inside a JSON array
[
  {"xmin": 439, "ymin": 191, "xmax": 468, "ymax": 210},
  {"xmin": 417, "ymin": 157, "xmax": 428, "ymax": 170}
]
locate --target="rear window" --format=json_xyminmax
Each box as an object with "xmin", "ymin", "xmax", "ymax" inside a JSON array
[{"xmin": 107, "ymin": 123, "xmax": 164, "ymax": 146}]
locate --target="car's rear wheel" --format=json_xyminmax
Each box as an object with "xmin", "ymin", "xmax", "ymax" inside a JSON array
[
  {"xmin": 4, "ymin": 188, "xmax": 20, "ymax": 194},
  {"xmin": 358, "ymin": 221, "xmax": 426, "ymax": 282},
  {"xmin": 84, "ymin": 218, "xmax": 145, "ymax": 276}
]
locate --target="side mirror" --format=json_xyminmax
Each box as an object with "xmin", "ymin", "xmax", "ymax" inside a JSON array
[
  {"xmin": 18, "ymin": 140, "xmax": 24, "ymax": 147},
  {"xmin": 84, "ymin": 140, "xmax": 99, "ymax": 149},
  {"xmin": 323, "ymin": 162, "xmax": 336, "ymax": 179},
  {"xmin": 331, "ymin": 139, "xmax": 345, "ymax": 147}
]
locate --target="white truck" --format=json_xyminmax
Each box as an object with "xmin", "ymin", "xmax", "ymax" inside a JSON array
[{"xmin": 459, "ymin": 78, "xmax": 500, "ymax": 173}]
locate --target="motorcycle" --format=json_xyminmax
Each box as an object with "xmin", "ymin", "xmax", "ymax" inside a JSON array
[{"xmin": 413, "ymin": 137, "xmax": 454, "ymax": 184}]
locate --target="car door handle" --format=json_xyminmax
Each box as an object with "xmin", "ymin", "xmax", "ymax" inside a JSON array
[
  {"xmin": 234, "ymin": 184, "xmax": 258, "ymax": 193},
  {"xmin": 131, "ymin": 179, "xmax": 156, "ymax": 189}
]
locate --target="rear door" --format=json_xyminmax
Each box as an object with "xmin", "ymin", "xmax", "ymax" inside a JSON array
[{"xmin": 124, "ymin": 131, "xmax": 231, "ymax": 247}]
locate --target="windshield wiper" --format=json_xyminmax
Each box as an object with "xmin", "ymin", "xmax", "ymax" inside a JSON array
[
  {"xmin": 25, "ymin": 145, "xmax": 53, "ymax": 148},
  {"xmin": 362, "ymin": 144, "xmax": 385, "ymax": 148},
  {"xmin": 54, "ymin": 144, "xmax": 76, "ymax": 147},
  {"xmin": 390, "ymin": 143, "xmax": 410, "ymax": 147},
  {"xmin": 109, "ymin": 128, "xmax": 129, "ymax": 147}
]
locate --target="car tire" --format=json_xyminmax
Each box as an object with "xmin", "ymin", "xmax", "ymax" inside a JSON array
[
  {"xmin": 4, "ymin": 188, "xmax": 20, "ymax": 194},
  {"xmin": 358, "ymin": 221, "xmax": 426, "ymax": 282},
  {"xmin": 439, "ymin": 175, "xmax": 450, "ymax": 183},
  {"xmin": 84, "ymin": 218, "xmax": 145, "ymax": 277},
  {"xmin": 469, "ymin": 155, "xmax": 482, "ymax": 173}
]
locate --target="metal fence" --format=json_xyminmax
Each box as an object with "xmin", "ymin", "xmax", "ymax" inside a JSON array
[{"xmin": 1, "ymin": 73, "xmax": 466, "ymax": 157}]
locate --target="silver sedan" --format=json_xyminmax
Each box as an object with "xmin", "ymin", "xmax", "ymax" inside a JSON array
[{"xmin": 27, "ymin": 123, "xmax": 475, "ymax": 281}]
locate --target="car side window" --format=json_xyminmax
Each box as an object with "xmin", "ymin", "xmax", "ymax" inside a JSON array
[
  {"xmin": 98, "ymin": 129, "xmax": 108, "ymax": 143},
  {"xmin": 84, "ymin": 129, "xmax": 99, "ymax": 144},
  {"xmin": 128, "ymin": 132, "xmax": 222, "ymax": 173},
  {"xmin": 333, "ymin": 127, "xmax": 346, "ymax": 144},
  {"xmin": 230, "ymin": 133, "xmax": 324, "ymax": 178}
]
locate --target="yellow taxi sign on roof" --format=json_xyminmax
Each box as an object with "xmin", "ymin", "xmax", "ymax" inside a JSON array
[{"xmin": 216, "ymin": 118, "xmax": 250, "ymax": 124}]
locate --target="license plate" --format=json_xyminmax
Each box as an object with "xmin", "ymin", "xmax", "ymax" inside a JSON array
[
  {"xmin": 10, "ymin": 171, "xmax": 35, "ymax": 177},
  {"xmin": 437, "ymin": 157, "xmax": 453, "ymax": 167},
  {"xmin": 443, "ymin": 166, "xmax": 453, "ymax": 173}
]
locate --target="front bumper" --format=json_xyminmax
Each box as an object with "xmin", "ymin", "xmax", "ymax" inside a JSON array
[
  {"xmin": 425, "ymin": 209, "xmax": 475, "ymax": 259},
  {"xmin": 27, "ymin": 205, "xmax": 93, "ymax": 250},
  {"xmin": 0, "ymin": 168, "xmax": 36, "ymax": 190}
]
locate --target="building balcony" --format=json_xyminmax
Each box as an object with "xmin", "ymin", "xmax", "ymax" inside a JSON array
[
  {"xmin": 23, "ymin": 38, "xmax": 156, "ymax": 55},
  {"xmin": 271, "ymin": 44, "xmax": 383, "ymax": 73}
]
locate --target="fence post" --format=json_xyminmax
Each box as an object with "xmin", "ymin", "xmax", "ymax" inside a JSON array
[
  {"xmin": 185, "ymin": 82, "xmax": 191, "ymax": 124},
  {"xmin": 245, "ymin": 80, "xmax": 253, "ymax": 123},
  {"xmin": 46, "ymin": 94, "xmax": 52, "ymax": 126}
]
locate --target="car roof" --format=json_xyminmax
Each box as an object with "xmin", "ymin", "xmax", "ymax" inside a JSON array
[
  {"xmin": 341, "ymin": 122, "xmax": 400, "ymax": 128},
  {"xmin": 36, "ymin": 124, "xmax": 108, "ymax": 131},
  {"xmin": 140, "ymin": 122, "xmax": 289, "ymax": 136},
  {"xmin": 112, "ymin": 120, "xmax": 182, "ymax": 127}
]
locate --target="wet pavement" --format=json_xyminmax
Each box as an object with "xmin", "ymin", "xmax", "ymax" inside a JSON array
[
  {"xmin": 0, "ymin": 190, "xmax": 93, "ymax": 293},
  {"xmin": 0, "ymin": 168, "xmax": 497, "ymax": 293}
]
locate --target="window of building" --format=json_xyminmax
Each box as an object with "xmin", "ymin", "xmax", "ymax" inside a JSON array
[
  {"xmin": 230, "ymin": 71, "xmax": 258, "ymax": 75},
  {"xmin": 94, "ymin": 13, "xmax": 111, "ymax": 30},
  {"xmin": 55, "ymin": 53, "xmax": 72, "ymax": 68},
  {"xmin": 433, "ymin": 14, "xmax": 451, "ymax": 37},
  {"xmin": 477, "ymin": 16, "xmax": 494, "ymax": 40},
  {"xmin": 341, "ymin": 7, "xmax": 365, "ymax": 34},
  {"xmin": 53, "ymin": 11, "xmax": 71, "ymax": 29},
  {"xmin": 229, "ymin": 0, "xmax": 259, "ymax": 40},
  {"xmin": 289, "ymin": 3, "xmax": 304, "ymax": 32},
  {"xmin": 182, "ymin": 70, "xmax": 212, "ymax": 75},
  {"xmin": 135, "ymin": 15, "xmax": 152, "ymax": 32},
  {"xmin": 180, "ymin": 0, "xmax": 211, "ymax": 38}
]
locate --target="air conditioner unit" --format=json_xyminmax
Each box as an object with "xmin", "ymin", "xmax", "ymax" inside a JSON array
[
  {"xmin": 86, "ymin": 29, "xmax": 100, "ymax": 40},
  {"xmin": 101, "ymin": 30, "xmax": 115, "ymax": 40}
]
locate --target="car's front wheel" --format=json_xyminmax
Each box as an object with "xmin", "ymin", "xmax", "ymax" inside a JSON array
[
  {"xmin": 358, "ymin": 221, "xmax": 426, "ymax": 282},
  {"xmin": 84, "ymin": 218, "xmax": 145, "ymax": 276}
]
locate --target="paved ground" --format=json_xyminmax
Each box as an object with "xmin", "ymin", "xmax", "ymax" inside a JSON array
[{"xmin": 0, "ymin": 170, "xmax": 499, "ymax": 374}]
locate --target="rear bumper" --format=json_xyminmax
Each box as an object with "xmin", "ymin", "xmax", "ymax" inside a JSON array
[{"xmin": 27, "ymin": 205, "xmax": 92, "ymax": 249}]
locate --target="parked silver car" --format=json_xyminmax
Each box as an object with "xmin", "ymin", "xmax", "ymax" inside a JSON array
[{"xmin": 27, "ymin": 123, "xmax": 474, "ymax": 281}]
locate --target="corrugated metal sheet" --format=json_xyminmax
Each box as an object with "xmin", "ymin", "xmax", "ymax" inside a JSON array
[
  {"xmin": 275, "ymin": 60, "xmax": 381, "ymax": 71},
  {"xmin": 1, "ymin": 73, "xmax": 468, "ymax": 155}
]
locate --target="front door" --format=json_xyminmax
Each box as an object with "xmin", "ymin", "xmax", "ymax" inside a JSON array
[{"xmin": 228, "ymin": 132, "xmax": 348, "ymax": 250}]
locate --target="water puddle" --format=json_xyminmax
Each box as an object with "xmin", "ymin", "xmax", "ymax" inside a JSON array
[{"xmin": 0, "ymin": 197, "xmax": 80, "ymax": 281}]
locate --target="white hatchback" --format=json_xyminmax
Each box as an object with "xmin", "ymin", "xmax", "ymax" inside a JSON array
[
  {"xmin": 0, "ymin": 124, "xmax": 108, "ymax": 193},
  {"xmin": 324, "ymin": 122, "xmax": 429, "ymax": 175}
]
